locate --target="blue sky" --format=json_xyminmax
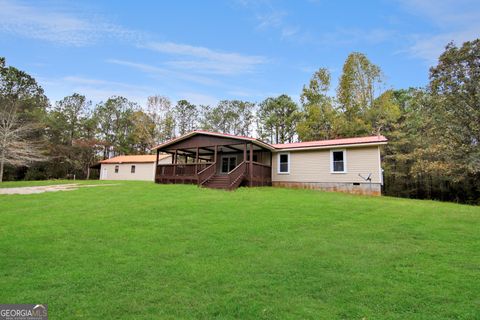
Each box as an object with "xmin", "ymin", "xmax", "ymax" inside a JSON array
[{"xmin": 1, "ymin": 0, "xmax": 479, "ymax": 106}]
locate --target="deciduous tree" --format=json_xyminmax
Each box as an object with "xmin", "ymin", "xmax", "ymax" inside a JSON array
[
  {"xmin": 200, "ymin": 100, "xmax": 255, "ymax": 136},
  {"xmin": 297, "ymin": 68, "xmax": 341, "ymax": 140},
  {"xmin": 94, "ymin": 96, "xmax": 138, "ymax": 157},
  {"xmin": 175, "ymin": 99, "xmax": 198, "ymax": 135},
  {"xmin": 0, "ymin": 57, "xmax": 48, "ymax": 182},
  {"xmin": 337, "ymin": 52, "xmax": 383, "ymax": 136},
  {"xmin": 147, "ymin": 95, "xmax": 175, "ymax": 142}
]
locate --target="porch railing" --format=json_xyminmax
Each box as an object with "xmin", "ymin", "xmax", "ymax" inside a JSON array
[
  {"xmin": 251, "ymin": 162, "xmax": 271, "ymax": 179},
  {"xmin": 197, "ymin": 162, "xmax": 216, "ymax": 186},
  {"xmin": 246, "ymin": 161, "xmax": 272, "ymax": 186},
  {"xmin": 156, "ymin": 163, "xmax": 212, "ymax": 182},
  {"xmin": 156, "ymin": 161, "xmax": 272, "ymax": 187},
  {"xmin": 228, "ymin": 161, "xmax": 247, "ymax": 189}
]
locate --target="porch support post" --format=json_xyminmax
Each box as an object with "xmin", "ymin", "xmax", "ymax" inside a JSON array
[
  {"xmin": 155, "ymin": 149, "xmax": 159, "ymax": 182},
  {"xmin": 195, "ymin": 147, "xmax": 199, "ymax": 174},
  {"xmin": 249, "ymin": 143, "xmax": 253, "ymax": 186},
  {"xmin": 243, "ymin": 143, "xmax": 247, "ymax": 162},
  {"xmin": 214, "ymin": 145, "xmax": 218, "ymax": 175},
  {"xmin": 173, "ymin": 150, "xmax": 177, "ymax": 176}
]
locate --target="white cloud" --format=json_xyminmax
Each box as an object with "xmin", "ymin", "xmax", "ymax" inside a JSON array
[
  {"xmin": 407, "ymin": 29, "xmax": 479, "ymax": 63},
  {"xmin": 106, "ymin": 59, "xmax": 220, "ymax": 86},
  {"xmin": 0, "ymin": 1, "xmax": 268, "ymax": 78},
  {"xmin": 142, "ymin": 41, "xmax": 266, "ymax": 75},
  {"xmin": 38, "ymin": 75, "xmax": 156, "ymax": 104},
  {"xmin": 237, "ymin": 0, "xmax": 308, "ymax": 43},
  {"xmin": 0, "ymin": 0, "xmax": 144, "ymax": 46},
  {"xmin": 281, "ymin": 26, "xmax": 300, "ymax": 39},
  {"xmin": 399, "ymin": 0, "xmax": 480, "ymax": 26},
  {"xmin": 399, "ymin": 0, "xmax": 480, "ymax": 62},
  {"xmin": 1, "ymin": 0, "xmax": 270, "ymax": 103},
  {"xmin": 106, "ymin": 59, "xmax": 169, "ymax": 76},
  {"xmin": 0, "ymin": 0, "xmax": 267, "ymax": 76},
  {"xmin": 256, "ymin": 10, "xmax": 287, "ymax": 30},
  {"xmin": 107, "ymin": 59, "xmax": 278, "ymax": 103}
]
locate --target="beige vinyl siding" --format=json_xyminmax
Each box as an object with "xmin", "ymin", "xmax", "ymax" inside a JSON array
[
  {"xmin": 100, "ymin": 163, "xmax": 156, "ymax": 181},
  {"xmin": 100, "ymin": 156, "xmax": 171, "ymax": 181},
  {"xmin": 272, "ymin": 146, "xmax": 381, "ymax": 184}
]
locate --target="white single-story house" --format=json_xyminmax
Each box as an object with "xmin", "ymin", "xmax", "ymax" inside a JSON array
[
  {"xmin": 98, "ymin": 154, "xmax": 170, "ymax": 181},
  {"xmin": 152, "ymin": 130, "xmax": 388, "ymax": 195}
]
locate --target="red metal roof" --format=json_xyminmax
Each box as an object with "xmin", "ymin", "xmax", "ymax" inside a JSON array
[
  {"xmin": 99, "ymin": 154, "xmax": 169, "ymax": 164},
  {"xmin": 272, "ymin": 135, "xmax": 388, "ymax": 149}
]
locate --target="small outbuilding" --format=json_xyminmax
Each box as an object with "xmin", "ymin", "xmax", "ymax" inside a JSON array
[{"xmin": 98, "ymin": 154, "xmax": 171, "ymax": 181}]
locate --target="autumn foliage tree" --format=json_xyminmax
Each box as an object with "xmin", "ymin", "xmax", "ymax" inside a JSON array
[{"xmin": 297, "ymin": 68, "xmax": 341, "ymax": 140}]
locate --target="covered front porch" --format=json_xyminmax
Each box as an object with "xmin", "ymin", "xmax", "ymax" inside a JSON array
[{"xmin": 153, "ymin": 131, "xmax": 273, "ymax": 190}]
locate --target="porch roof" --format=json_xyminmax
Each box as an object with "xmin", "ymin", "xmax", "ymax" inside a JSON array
[{"xmin": 151, "ymin": 130, "xmax": 275, "ymax": 151}]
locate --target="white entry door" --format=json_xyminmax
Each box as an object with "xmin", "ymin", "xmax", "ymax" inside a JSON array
[{"xmin": 102, "ymin": 168, "xmax": 108, "ymax": 179}]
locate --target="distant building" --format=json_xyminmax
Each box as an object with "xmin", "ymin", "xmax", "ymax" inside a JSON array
[{"xmin": 98, "ymin": 154, "xmax": 171, "ymax": 181}]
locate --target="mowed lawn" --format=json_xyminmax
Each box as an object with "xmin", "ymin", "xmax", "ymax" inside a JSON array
[{"xmin": 0, "ymin": 181, "xmax": 479, "ymax": 319}]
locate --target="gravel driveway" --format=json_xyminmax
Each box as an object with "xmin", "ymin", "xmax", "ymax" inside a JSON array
[{"xmin": 0, "ymin": 183, "xmax": 117, "ymax": 195}]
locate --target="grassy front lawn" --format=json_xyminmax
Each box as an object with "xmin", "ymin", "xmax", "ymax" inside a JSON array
[{"xmin": 0, "ymin": 181, "xmax": 479, "ymax": 319}]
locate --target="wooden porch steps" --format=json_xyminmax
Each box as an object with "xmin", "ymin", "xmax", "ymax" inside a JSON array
[{"xmin": 203, "ymin": 175, "xmax": 231, "ymax": 189}]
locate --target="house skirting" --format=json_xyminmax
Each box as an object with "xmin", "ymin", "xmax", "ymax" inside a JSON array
[{"xmin": 272, "ymin": 181, "xmax": 382, "ymax": 196}]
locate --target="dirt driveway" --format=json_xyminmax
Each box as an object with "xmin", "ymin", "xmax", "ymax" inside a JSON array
[{"xmin": 0, "ymin": 183, "xmax": 117, "ymax": 195}]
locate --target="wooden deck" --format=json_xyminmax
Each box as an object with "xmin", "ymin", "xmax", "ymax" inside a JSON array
[
  {"xmin": 153, "ymin": 131, "xmax": 274, "ymax": 190},
  {"xmin": 155, "ymin": 161, "xmax": 271, "ymax": 190}
]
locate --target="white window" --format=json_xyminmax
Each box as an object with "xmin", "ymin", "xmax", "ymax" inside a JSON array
[
  {"xmin": 131, "ymin": 165, "xmax": 136, "ymax": 173},
  {"xmin": 278, "ymin": 153, "xmax": 290, "ymax": 174},
  {"xmin": 114, "ymin": 165, "xmax": 119, "ymax": 173},
  {"xmin": 331, "ymin": 149, "xmax": 347, "ymax": 173}
]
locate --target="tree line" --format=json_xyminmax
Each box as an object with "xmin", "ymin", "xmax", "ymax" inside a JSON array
[{"xmin": 1, "ymin": 39, "xmax": 479, "ymax": 203}]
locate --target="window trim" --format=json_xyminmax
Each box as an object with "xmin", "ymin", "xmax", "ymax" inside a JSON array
[
  {"xmin": 330, "ymin": 149, "xmax": 347, "ymax": 173},
  {"xmin": 277, "ymin": 152, "xmax": 290, "ymax": 174}
]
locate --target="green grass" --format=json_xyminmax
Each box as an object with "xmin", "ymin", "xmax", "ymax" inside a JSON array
[{"xmin": 0, "ymin": 181, "xmax": 479, "ymax": 319}]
